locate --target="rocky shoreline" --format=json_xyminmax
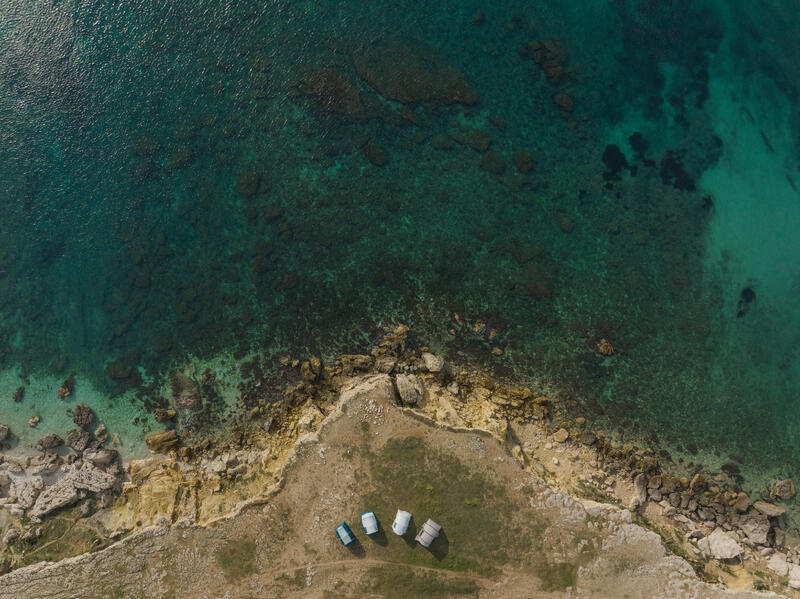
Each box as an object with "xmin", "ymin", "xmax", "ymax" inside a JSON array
[{"xmin": 1, "ymin": 324, "xmax": 799, "ymax": 595}]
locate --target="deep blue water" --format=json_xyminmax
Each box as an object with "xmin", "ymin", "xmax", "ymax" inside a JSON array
[{"xmin": 1, "ymin": 1, "xmax": 800, "ymax": 491}]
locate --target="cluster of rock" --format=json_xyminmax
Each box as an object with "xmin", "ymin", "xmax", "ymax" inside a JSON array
[
  {"xmin": 1, "ymin": 403, "xmax": 125, "ymax": 530},
  {"xmin": 0, "ymin": 449, "xmax": 122, "ymax": 526}
]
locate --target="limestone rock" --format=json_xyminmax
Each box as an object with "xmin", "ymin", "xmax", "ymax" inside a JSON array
[
  {"xmin": 738, "ymin": 513, "xmax": 770, "ymax": 545},
  {"xmin": 2, "ymin": 528, "xmax": 19, "ymax": 546},
  {"xmin": 753, "ymin": 500, "xmax": 785, "ymax": 518},
  {"xmin": 10, "ymin": 478, "xmax": 43, "ymax": 508},
  {"xmin": 773, "ymin": 478, "xmax": 796, "ymax": 500},
  {"xmin": 768, "ymin": 553, "xmax": 790, "ymax": 576},
  {"xmin": 36, "ymin": 434, "xmax": 64, "ymax": 452},
  {"xmin": 553, "ymin": 428, "xmax": 569, "ymax": 443},
  {"xmin": 66, "ymin": 428, "xmax": 92, "ymax": 452},
  {"xmin": 154, "ymin": 408, "xmax": 176, "ymax": 423},
  {"xmin": 395, "ymin": 374, "xmax": 423, "ymax": 406},
  {"xmin": 72, "ymin": 404, "xmax": 95, "ymax": 430},
  {"xmin": 698, "ymin": 528, "xmax": 742, "ymax": 560},
  {"xmin": 732, "ymin": 492, "xmax": 751, "ymax": 513},
  {"xmin": 146, "ymin": 430, "xmax": 179, "ymax": 454},
  {"xmin": 339, "ymin": 374, "xmax": 396, "ymax": 406},
  {"xmin": 630, "ymin": 473, "xmax": 648, "ymax": 509},
  {"xmin": 339, "ymin": 354, "xmax": 373, "ymax": 376},
  {"xmin": 83, "ymin": 449, "xmax": 118, "ymax": 468},
  {"xmin": 421, "ymin": 352, "xmax": 444, "ymax": 373},
  {"xmin": 375, "ymin": 356, "xmax": 397, "ymax": 374},
  {"xmin": 29, "ymin": 462, "xmax": 119, "ymax": 519}
]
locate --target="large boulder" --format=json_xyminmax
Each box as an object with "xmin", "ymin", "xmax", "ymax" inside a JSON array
[
  {"xmin": 72, "ymin": 404, "xmax": 95, "ymax": 430},
  {"xmin": 698, "ymin": 528, "xmax": 743, "ymax": 560},
  {"xmin": 737, "ymin": 513, "xmax": 770, "ymax": 545},
  {"xmin": 753, "ymin": 500, "xmax": 786, "ymax": 518},
  {"xmin": 773, "ymin": 478, "xmax": 796, "ymax": 500},
  {"xmin": 352, "ymin": 37, "xmax": 478, "ymax": 106},
  {"xmin": 66, "ymin": 428, "xmax": 92, "ymax": 452},
  {"xmin": 36, "ymin": 434, "xmax": 64, "ymax": 452},
  {"xmin": 29, "ymin": 462, "xmax": 118, "ymax": 519},
  {"xmin": 395, "ymin": 374, "xmax": 423, "ymax": 406},
  {"xmin": 146, "ymin": 430, "xmax": 180, "ymax": 454}
]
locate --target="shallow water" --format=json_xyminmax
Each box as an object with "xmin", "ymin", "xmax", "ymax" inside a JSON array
[{"xmin": 0, "ymin": 0, "xmax": 799, "ymax": 492}]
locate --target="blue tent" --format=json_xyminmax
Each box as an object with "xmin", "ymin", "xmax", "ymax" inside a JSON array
[{"xmin": 335, "ymin": 521, "xmax": 355, "ymax": 546}]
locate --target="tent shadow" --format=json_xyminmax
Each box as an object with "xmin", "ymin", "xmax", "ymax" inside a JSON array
[
  {"xmin": 426, "ymin": 529, "xmax": 450, "ymax": 560},
  {"xmin": 346, "ymin": 537, "xmax": 366, "ymax": 557},
  {"xmin": 369, "ymin": 528, "xmax": 389, "ymax": 547}
]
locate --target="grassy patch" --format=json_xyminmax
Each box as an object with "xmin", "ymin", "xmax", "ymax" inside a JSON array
[
  {"xmin": 276, "ymin": 567, "xmax": 306, "ymax": 589},
  {"xmin": 358, "ymin": 435, "xmax": 529, "ymax": 577},
  {"xmin": 365, "ymin": 565, "xmax": 479, "ymax": 599},
  {"xmin": 535, "ymin": 561, "xmax": 577, "ymax": 591},
  {"xmin": 216, "ymin": 537, "xmax": 257, "ymax": 582}
]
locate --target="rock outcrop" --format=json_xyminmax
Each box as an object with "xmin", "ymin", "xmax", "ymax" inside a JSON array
[
  {"xmin": 145, "ymin": 430, "xmax": 179, "ymax": 454},
  {"xmin": 29, "ymin": 462, "xmax": 118, "ymax": 519},
  {"xmin": 395, "ymin": 374, "xmax": 423, "ymax": 405}
]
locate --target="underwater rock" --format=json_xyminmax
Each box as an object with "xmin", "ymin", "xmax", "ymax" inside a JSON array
[
  {"xmin": 36, "ymin": 434, "xmax": 64, "ymax": 452},
  {"xmin": 72, "ymin": 404, "xmax": 95, "ymax": 430},
  {"xmin": 0, "ymin": 423, "xmax": 9, "ymax": 442},
  {"xmin": 235, "ymin": 170, "xmax": 261, "ymax": 198},
  {"xmin": 395, "ymin": 374, "xmax": 423, "ymax": 405},
  {"xmin": 466, "ymin": 129, "xmax": 492, "ymax": 152},
  {"xmin": 12, "ymin": 387, "xmax": 24, "ymax": 402},
  {"xmin": 66, "ymin": 429, "xmax": 91, "ymax": 453},
  {"xmin": 146, "ymin": 430, "xmax": 180, "ymax": 454},
  {"xmin": 170, "ymin": 371, "xmax": 200, "ymax": 411},
  {"xmin": 301, "ymin": 69, "xmax": 365, "ymax": 119},
  {"xmin": 478, "ymin": 150, "xmax": 505, "ymax": 175},
  {"xmin": 736, "ymin": 287, "xmax": 756, "ymax": 318},
  {"xmin": 553, "ymin": 92, "xmax": 574, "ymax": 112},
  {"xmin": 130, "ymin": 135, "xmax": 160, "ymax": 157},
  {"xmin": 512, "ymin": 149, "xmax": 533, "ymax": 174},
  {"xmin": 659, "ymin": 149, "xmax": 695, "ymax": 191},
  {"xmin": 602, "ymin": 144, "xmax": 629, "ymax": 180},
  {"xmin": 472, "ymin": 8, "xmax": 485, "ymax": 24},
  {"xmin": 555, "ymin": 211, "xmax": 574, "ymax": 232},
  {"xmin": 57, "ymin": 374, "xmax": 75, "ymax": 399},
  {"xmin": 352, "ymin": 37, "xmax": 478, "ymax": 106},
  {"xmin": 28, "ymin": 414, "xmax": 40, "ymax": 428},
  {"xmin": 105, "ymin": 360, "xmax": 132, "ymax": 380},
  {"xmin": 362, "ymin": 141, "xmax": 388, "ymax": 166},
  {"xmin": 526, "ymin": 39, "xmax": 567, "ymax": 85},
  {"xmin": 154, "ymin": 408, "xmax": 176, "ymax": 423},
  {"xmin": 430, "ymin": 133, "xmax": 454, "ymax": 150},
  {"xmin": 773, "ymin": 478, "xmax": 796, "ymax": 500}
]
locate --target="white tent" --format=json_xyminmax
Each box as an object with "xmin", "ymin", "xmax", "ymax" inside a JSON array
[
  {"xmin": 392, "ymin": 509, "xmax": 411, "ymax": 535},
  {"xmin": 414, "ymin": 518, "xmax": 442, "ymax": 547}
]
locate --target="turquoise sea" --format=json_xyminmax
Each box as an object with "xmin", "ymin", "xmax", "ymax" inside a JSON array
[{"xmin": 1, "ymin": 1, "xmax": 799, "ymax": 498}]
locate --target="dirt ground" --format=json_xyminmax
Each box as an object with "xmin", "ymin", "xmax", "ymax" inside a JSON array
[{"xmin": 0, "ymin": 375, "xmax": 781, "ymax": 598}]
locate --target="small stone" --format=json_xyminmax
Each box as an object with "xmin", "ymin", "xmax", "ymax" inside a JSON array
[
  {"xmin": 2, "ymin": 528, "xmax": 19, "ymax": 546},
  {"xmin": 773, "ymin": 478, "xmax": 796, "ymax": 500},
  {"xmin": 72, "ymin": 404, "xmax": 95, "ymax": 430},
  {"xmin": 375, "ymin": 356, "xmax": 397, "ymax": 374},
  {"xmin": 553, "ymin": 92, "xmax": 574, "ymax": 112},
  {"xmin": 154, "ymin": 408, "xmax": 176, "ymax": 423},
  {"xmin": 300, "ymin": 361, "xmax": 316, "ymax": 382},
  {"xmin": 421, "ymin": 352, "xmax": 444, "ymax": 373},
  {"xmin": 579, "ymin": 431, "xmax": 596, "ymax": 445},
  {"xmin": 553, "ymin": 428, "xmax": 569, "ymax": 443},
  {"xmin": 630, "ymin": 473, "xmax": 647, "ymax": 509},
  {"xmin": 472, "ymin": 8, "xmax": 485, "ymax": 24},
  {"xmin": 555, "ymin": 211, "xmax": 574, "ymax": 232},
  {"xmin": 57, "ymin": 374, "xmax": 75, "ymax": 399},
  {"xmin": 732, "ymin": 492, "xmax": 751, "ymax": 513},
  {"xmin": 0, "ymin": 424, "xmax": 9, "ymax": 442},
  {"xmin": 753, "ymin": 500, "xmax": 786, "ymax": 518},
  {"xmin": 552, "ymin": 457, "xmax": 559, "ymax": 466},
  {"xmin": 28, "ymin": 414, "xmax": 40, "ymax": 427},
  {"xmin": 491, "ymin": 347, "xmax": 503, "ymax": 356},
  {"xmin": 12, "ymin": 387, "xmax": 24, "ymax": 402},
  {"xmin": 430, "ymin": 133, "xmax": 454, "ymax": 150},
  {"xmin": 689, "ymin": 473, "xmax": 707, "ymax": 492},
  {"xmin": 575, "ymin": 417, "xmax": 586, "ymax": 426}
]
